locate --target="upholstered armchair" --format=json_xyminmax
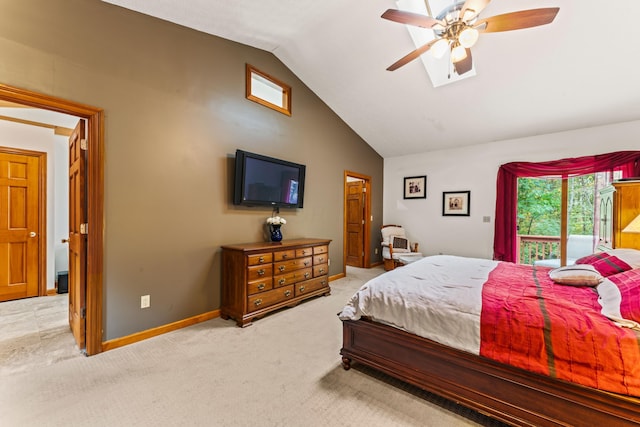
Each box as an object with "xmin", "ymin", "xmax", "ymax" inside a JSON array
[{"xmin": 381, "ymin": 225, "xmax": 422, "ymax": 271}]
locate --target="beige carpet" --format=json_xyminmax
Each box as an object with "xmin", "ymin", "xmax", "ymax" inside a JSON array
[{"xmin": 0, "ymin": 267, "xmax": 507, "ymax": 427}]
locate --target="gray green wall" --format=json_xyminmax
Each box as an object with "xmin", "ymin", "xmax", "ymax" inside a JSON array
[{"xmin": 0, "ymin": 0, "xmax": 383, "ymax": 340}]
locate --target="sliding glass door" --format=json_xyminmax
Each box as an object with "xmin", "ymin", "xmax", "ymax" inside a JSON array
[
  {"xmin": 517, "ymin": 174, "xmax": 602, "ymax": 266},
  {"xmin": 517, "ymin": 177, "xmax": 561, "ymax": 265}
]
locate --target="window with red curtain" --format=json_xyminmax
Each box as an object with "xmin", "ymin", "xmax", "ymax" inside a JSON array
[{"xmin": 493, "ymin": 151, "xmax": 640, "ymax": 262}]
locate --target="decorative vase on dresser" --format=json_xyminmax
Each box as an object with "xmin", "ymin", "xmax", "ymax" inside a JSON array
[
  {"xmin": 269, "ymin": 225, "xmax": 283, "ymax": 242},
  {"xmin": 221, "ymin": 238, "xmax": 331, "ymax": 327}
]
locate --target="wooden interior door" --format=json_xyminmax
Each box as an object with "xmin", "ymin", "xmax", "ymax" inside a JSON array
[
  {"xmin": 346, "ymin": 180, "xmax": 365, "ymax": 267},
  {"xmin": 68, "ymin": 120, "xmax": 86, "ymax": 350},
  {"xmin": 0, "ymin": 151, "xmax": 40, "ymax": 302}
]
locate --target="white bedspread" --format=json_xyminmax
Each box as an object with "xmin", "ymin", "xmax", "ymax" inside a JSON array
[{"xmin": 338, "ymin": 255, "xmax": 498, "ymax": 354}]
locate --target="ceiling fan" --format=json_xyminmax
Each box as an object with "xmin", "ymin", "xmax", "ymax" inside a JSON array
[{"xmin": 382, "ymin": 0, "xmax": 559, "ymax": 74}]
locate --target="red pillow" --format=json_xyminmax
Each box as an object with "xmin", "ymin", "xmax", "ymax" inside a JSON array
[
  {"xmin": 575, "ymin": 252, "xmax": 632, "ymax": 277},
  {"xmin": 606, "ymin": 269, "xmax": 640, "ymax": 323}
]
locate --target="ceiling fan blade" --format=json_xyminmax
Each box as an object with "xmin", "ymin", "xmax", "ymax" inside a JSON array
[
  {"xmin": 460, "ymin": 0, "xmax": 491, "ymax": 20},
  {"xmin": 476, "ymin": 7, "xmax": 560, "ymax": 33},
  {"xmin": 387, "ymin": 40, "xmax": 437, "ymax": 71},
  {"xmin": 454, "ymin": 49, "xmax": 473, "ymax": 75},
  {"xmin": 381, "ymin": 9, "xmax": 444, "ymax": 29}
]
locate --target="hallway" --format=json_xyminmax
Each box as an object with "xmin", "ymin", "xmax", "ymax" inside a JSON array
[{"xmin": 0, "ymin": 294, "xmax": 82, "ymax": 376}]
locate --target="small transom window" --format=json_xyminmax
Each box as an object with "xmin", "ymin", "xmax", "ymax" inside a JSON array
[{"xmin": 246, "ymin": 64, "xmax": 291, "ymax": 116}]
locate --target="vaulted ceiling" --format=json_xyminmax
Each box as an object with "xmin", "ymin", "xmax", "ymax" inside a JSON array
[{"xmin": 102, "ymin": 0, "xmax": 640, "ymax": 158}]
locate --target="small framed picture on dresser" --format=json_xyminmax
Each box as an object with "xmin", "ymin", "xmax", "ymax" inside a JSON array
[
  {"xmin": 443, "ymin": 191, "xmax": 470, "ymax": 216},
  {"xmin": 404, "ymin": 176, "xmax": 426, "ymax": 199}
]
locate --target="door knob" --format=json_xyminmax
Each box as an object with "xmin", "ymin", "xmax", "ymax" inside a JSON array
[
  {"xmin": 61, "ymin": 238, "xmax": 69, "ymax": 243},
  {"xmin": 29, "ymin": 231, "xmax": 37, "ymax": 237}
]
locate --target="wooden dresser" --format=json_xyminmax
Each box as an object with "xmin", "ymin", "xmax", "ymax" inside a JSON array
[
  {"xmin": 598, "ymin": 180, "xmax": 640, "ymax": 251},
  {"xmin": 221, "ymin": 238, "xmax": 331, "ymax": 327}
]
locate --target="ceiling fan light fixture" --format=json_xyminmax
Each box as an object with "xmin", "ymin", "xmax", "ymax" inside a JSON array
[
  {"xmin": 431, "ymin": 38, "xmax": 450, "ymax": 59},
  {"xmin": 451, "ymin": 43, "xmax": 467, "ymax": 63},
  {"xmin": 459, "ymin": 27, "xmax": 479, "ymax": 48}
]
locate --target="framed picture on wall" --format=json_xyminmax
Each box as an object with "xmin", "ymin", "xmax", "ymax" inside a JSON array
[
  {"xmin": 404, "ymin": 176, "xmax": 426, "ymax": 199},
  {"xmin": 443, "ymin": 191, "xmax": 470, "ymax": 216}
]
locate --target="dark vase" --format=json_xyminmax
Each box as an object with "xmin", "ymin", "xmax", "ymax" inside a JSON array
[{"xmin": 270, "ymin": 224, "xmax": 283, "ymax": 242}]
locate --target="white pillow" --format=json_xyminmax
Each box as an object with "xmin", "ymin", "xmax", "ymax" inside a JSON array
[{"xmin": 549, "ymin": 264, "xmax": 603, "ymax": 286}]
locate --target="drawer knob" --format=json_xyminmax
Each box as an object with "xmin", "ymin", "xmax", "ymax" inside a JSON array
[
  {"xmin": 254, "ymin": 299, "xmax": 262, "ymax": 307},
  {"xmin": 319, "ymin": 268, "xmax": 325, "ymax": 274},
  {"xmin": 299, "ymin": 285, "xmax": 305, "ymax": 292},
  {"xmin": 301, "ymin": 250, "xmax": 307, "ymax": 255},
  {"xmin": 304, "ymin": 261, "xmax": 309, "ymax": 266},
  {"xmin": 284, "ymin": 290, "xmax": 291, "ymax": 297},
  {"xmin": 304, "ymin": 272, "xmax": 310, "ymax": 278},
  {"xmin": 283, "ymin": 254, "xmax": 288, "ymax": 259},
  {"xmin": 258, "ymin": 269, "xmax": 265, "ymax": 276},
  {"xmin": 279, "ymin": 278, "xmax": 286, "ymax": 285},
  {"xmin": 318, "ymin": 257, "xmax": 324, "ymax": 262},
  {"xmin": 258, "ymin": 283, "xmax": 265, "ymax": 290},
  {"xmin": 279, "ymin": 265, "xmax": 285, "ymax": 272},
  {"xmin": 259, "ymin": 256, "xmax": 264, "ymax": 263},
  {"xmin": 321, "ymin": 280, "xmax": 326, "ymax": 285}
]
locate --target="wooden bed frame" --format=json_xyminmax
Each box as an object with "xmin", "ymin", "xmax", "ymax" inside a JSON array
[{"xmin": 341, "ymin": 318, "xmax": 640, "ymax": 426}]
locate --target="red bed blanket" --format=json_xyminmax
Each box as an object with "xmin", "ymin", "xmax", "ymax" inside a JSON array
[{"xmin": 481, "ymin": 262, "xmax": 640, "ymax": 396}]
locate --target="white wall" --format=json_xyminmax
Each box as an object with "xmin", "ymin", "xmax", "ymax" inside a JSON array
[
  {"xmin": 0, "ymin": 120, "xmax": 69, "ymax": 290},
  {"xmin": 384, "ymin": 119, "xmax": 640, "ymax": 259},
  {"xmin": 53, "ymin": 134, "xmax": 69, "ymax": 275}
]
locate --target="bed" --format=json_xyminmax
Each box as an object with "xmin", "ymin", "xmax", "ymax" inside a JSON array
[{"xmin": 339, "ymin": 254, "xmax": 640, "ymax": 426}]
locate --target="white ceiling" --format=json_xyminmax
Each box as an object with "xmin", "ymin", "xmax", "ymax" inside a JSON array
[
  {"xmin": 102, "ymin": 0, "xmax": 640, "ymax": 158},
  {"xmin": 0, "ymin": 101, "xmax": 79, "ymax": 132}
]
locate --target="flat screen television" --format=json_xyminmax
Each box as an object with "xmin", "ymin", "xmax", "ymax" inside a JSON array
[{"xmin": 233, "ymin": 149, "xmax": 305, "ymax": 208}]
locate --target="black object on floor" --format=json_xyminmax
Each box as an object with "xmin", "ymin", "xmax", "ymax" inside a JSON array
[{"xmin": 57, "ymin": 271, "xmax": 68, "ymax": 294}]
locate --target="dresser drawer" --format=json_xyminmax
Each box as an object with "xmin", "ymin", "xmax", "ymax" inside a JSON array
[
  {"xmin": 274, "ymin": 271, "xmax": 296, "ymax": 288},
  {"xmin": 296, "ymin": 276, "xmax": 329, "ymax": 296},
  {"xmin": 296, "ymin": 247, "xmax": 314, "ymax": 258},
  {"xmin": 313, "ymin": 245, "xmax": 328, "ymax": 255},
  {"xmin": 297, "ymin": 256, "xmax": 313, "ymax": 269},
  {"xmin": 273, "ymin": 250, "xmax": 295, "ymax": 261},
  {"xmin": 313, "ymin": 263, "xmax": 328, "ymax": 277},
  {"xmin": 248, "ymin": 285, "xmax": 295, "ymax": 312},
  {"xmin": 313, "ymin": 254, "xmax": 328, "ymax": 265},
  {"xmin": 247, "ymin": 264, "xmax": 272, "ymax": 282},
  {"xmin": 274, "ymin": 259, "xmax": 298, "ymax": 274},
  {"xmin": 275, "ymin": 257, "xmax": 311, "ymax": 272},
  {"xmin": 275, "ymin": 267, "xmax": 313, "ymax": 287},
  {"xmin": 294, "ymin": 268, "xmax": 313, "ymax": 282},
  {"xmin": 247, "ymin": 278, "xmax": 273, "ymax": 295},
  {"xmin": 247, "ymin": 253, "xmax": 272, "ymax": 266}
]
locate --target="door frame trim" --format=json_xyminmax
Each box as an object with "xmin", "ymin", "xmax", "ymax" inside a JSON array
[
  {"xmin": 0, "ymin": 83, "xmax": 104, "ymax": 356},
  {"xmin": 0, "ymin": 146, "xmax": 47, "ymax": 297},
  {"xmin": 343, "ymin": 170, "xmax": 372, "ymax": 274}
]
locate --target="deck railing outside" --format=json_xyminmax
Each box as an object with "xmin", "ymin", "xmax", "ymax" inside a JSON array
[{"xmin": 517, "ymin": 235, "xmax": 561, "ymax": 265}]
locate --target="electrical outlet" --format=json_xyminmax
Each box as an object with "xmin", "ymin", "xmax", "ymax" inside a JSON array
[
  {"xmin": 141, "ymin": 294, "xmax": 150, "ymax": 309},
  {"xmin": 374, "ymin": 248, "xmax": 378, "ymax": 254},
  {"xmin": 483, "ymin": 216, "xmax": 491, "ymax": 223}
]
